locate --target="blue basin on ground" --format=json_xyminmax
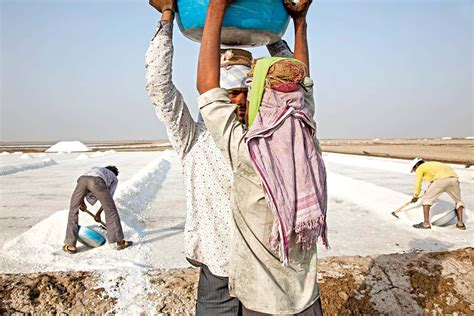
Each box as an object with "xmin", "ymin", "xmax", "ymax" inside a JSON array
[
  {"xmin": 78, "ymin": 225, "xmax": 106, "ymax": 248},
  {"xmin": 176, "ymin": 0, "xmax": 291, "ymax": 47}
]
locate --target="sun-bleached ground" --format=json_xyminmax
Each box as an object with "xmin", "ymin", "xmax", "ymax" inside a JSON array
[{"xmin": 0, "ymin": 150, "xmax": 472, "ymax": 314}]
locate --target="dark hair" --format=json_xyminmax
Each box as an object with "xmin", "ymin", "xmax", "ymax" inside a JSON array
[{"xmin": 105, "ymin": 165, "xmax": 119, "ymax": 176}]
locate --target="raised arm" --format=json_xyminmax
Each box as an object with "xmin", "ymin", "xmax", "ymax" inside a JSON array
[
  {"xmin": 146, "ymin": 0, "xmax": 197, "ymax": 159},
  {"xmin": 284, "ymin": 0, "xmax": 312, "ymax": 76},
  {"xmin": 196, "ymin": 1, "xmax": 232, "ymax": 94},
  {"xmin": 281, "ymin": 0, "xmax": 317, "ymax": 121},
  {"xmin": 196, "ymin": 0, "xmax": 247, "ymax": 168}
]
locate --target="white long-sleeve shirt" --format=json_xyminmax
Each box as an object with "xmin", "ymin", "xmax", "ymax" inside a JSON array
[{"xmin": 145, "ymin": 21, "xmax": 234, "ymax": 277}]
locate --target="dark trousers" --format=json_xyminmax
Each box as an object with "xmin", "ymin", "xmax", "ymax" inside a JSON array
[
  {"xmin": 242, "ymin": 298, "xmax": 323, "ymax": 316},
  {"xmin": 195, "ymin": 264, "xmax": 242, "ymax": 316},
  {"xmin": 64, "ymin": 176, "xmax": 124, "ymax": 246}
]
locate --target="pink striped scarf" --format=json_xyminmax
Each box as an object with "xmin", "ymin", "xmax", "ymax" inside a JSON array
[{"xmin": 245, "ymin": 87, "xmax": 328, "ymax": 265}]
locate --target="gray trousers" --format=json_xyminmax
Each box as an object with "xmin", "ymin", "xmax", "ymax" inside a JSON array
[
  {"xmin": 64, "ymin": 176, "xmax": 124, "ymax": 246},
  {"xmin": 195, "ymin": 264, "xmax": 242, "ymax": 315}
]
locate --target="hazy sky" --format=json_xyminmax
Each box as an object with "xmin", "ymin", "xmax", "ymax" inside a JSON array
[{"xmin": 1, "ymin": 0, "xmax": 472, "ymax": 142}]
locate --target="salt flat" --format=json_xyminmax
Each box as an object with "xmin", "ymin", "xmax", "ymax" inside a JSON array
[{"xmin": 0, "ymin": 150, "xmax": 472, "ymax": 314}]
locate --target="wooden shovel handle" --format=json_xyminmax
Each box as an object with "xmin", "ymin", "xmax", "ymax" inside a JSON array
[{"xmin": 83, "ymin": 209, "xmax": 107, "ymax": 227}]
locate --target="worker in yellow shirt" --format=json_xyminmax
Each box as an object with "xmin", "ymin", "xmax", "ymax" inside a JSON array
[{"xmin": 410, "ymin": 158, "xmax": 466, "ymax": 230}]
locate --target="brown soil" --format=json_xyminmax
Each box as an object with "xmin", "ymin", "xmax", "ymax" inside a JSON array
[
  {"xmin": 1, "ymin": 248, "xmax": 472, "ymax": 315},
  {"xmin": 0, "ymin": 272, "xmax": 115, "ymax": 315},
  {"xmin": 148, "ymin": 268, "xmax": 199, "ymax": 314},
  {"xmin": 318, "ymin": 248, "xmax": 474, "ymax": 315},
  {"xmin": 320, "ymin": 139, "xmax": 474, "ymax": 165}
]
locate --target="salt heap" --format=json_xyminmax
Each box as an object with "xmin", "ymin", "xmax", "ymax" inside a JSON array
[
  {"xmin": 91, "ymin": 151, "xmax": 105, "ymax": 157},
  {"xmin": 76, "ymin": 154, "xmax": 90, "ymax": 160},
  {"xmin": 46, "ymin": 141, "xmax": 91, "ymax": 153},
  {"xmin": 19, "ymin": 154, "xmax": 33, "ymax": 160}
]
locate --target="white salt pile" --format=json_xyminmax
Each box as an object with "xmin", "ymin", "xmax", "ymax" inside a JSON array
[
  {"xmin": 1, "ymin": 151, "xmax": 10, "ymax": 156},
  {"xmin": 91, "ymin": 151, "xmax": 105, "ymax": 157},
  {"xmin": 0, "ymin": 159, "xmax": 57, "ymax": 176},
  {"xmin": 46, "ymin": 141, "xmax": 91, "ymax": 153},
  {"xmin": 38, "ymin": 153, "xmax": 48, "ymax": 158},
  {"xmin": 76, "ymin": 154, "xmax": 90, "ymax": 160},
  {"xmin": 19, "ymin": 154, "xmax": 33, "ymax": 160},
  {"xmin": 13, "ymin": 151, "xmax": 23, "ymax": 155}
]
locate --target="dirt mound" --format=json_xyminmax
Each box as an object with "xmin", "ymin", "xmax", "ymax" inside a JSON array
[
  {"xmin": 1, "ymin": 248, "xmax": 472, "ymax": 314},
  {"xmin": 147, "ymin": 268, "xmax": 199, "ymax": 314},
  {"xmin": 0, "ymin": 272, "xmax": 115, "ymax": 315},
  {"xmin": 318, "ymin": 247, "xmax": 473, "ymax": 315}
]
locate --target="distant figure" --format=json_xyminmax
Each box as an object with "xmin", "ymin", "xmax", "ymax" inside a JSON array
[
  {"xmin": 63, "ymin": 166, "xmax": 132, "ymax": 254},
  {"xmin": 410, "ymin": 158, "xmax": 466, "ymax": 230}
]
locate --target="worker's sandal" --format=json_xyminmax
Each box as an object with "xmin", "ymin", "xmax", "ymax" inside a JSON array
[
  {"xmin": 114, "ymin": 240, "xmax": 133, "ymax": 250},
  {"xmin": 63, "ymin": 245, "xmax": 77, "ymax": 254},
  {"xmin": 413, "ymin": 222, "xmax": 431, "ymax": 229},
  {"xmin": 456, "ymin": 223, "xmax": 466, "ymax": 230}
]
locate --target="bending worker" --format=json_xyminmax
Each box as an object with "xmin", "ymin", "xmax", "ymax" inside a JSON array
[
  {"xmin": 411, "ymin": 158, "xmax": 466, "ymax": 230},
  {"xmin": 63, "ymin": 165, "xmax": 132, "ymax": 253}
]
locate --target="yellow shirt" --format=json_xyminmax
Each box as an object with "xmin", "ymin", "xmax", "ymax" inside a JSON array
[{"xmin": 413, "ymin": 161, "xmax": 458, "ymax": 196}]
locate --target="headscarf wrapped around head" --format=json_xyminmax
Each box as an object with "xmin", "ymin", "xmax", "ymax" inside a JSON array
[
  {"xmin": 219, "ymin": 49, "xmax": 252, "ymax": 90},
  {"xmin": 247, "ymin": 57, "xmax": 307, "ymax": 127},
  {"xmin": 244, "ymin": 57, "xmax": 328, "ymax": 265},
  {"xmin": 248, "ymin": 58, "xmax": 308, "ymax": 92}
]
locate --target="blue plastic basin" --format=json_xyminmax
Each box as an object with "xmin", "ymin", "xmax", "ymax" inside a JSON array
[
  {"xmin": 176, "ymin": 0, "xmax": 290, "ymax": 47},
  {"xmin": 78, "ymin": 225, "xmax": 106, "ymax": 248}
]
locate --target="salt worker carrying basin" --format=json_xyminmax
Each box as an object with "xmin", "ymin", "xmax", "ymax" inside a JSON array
[{"xmin": 197, "ymin": 0, "xmax": 328, "ymax": 313}]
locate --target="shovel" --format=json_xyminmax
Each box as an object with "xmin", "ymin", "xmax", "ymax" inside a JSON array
[
  {"xmin": 82, "ymin": 208, "xmax": 107, "ymax": 228},
  {"xmin": 391, "ymin": 193, "xmax": 424, "ymax": 218},
  {"xmin": 391, "ymin": 201, "xmax": 413, "ymax": 218}
]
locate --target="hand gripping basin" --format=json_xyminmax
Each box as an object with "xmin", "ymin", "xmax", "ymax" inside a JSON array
[{"xmin": 176, "ymin": 0, "xmax": 291, "ymax": 47}]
